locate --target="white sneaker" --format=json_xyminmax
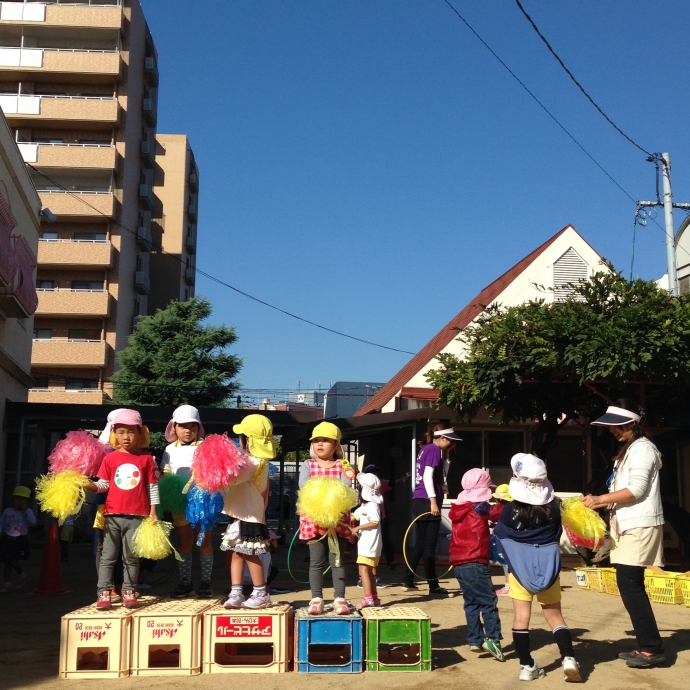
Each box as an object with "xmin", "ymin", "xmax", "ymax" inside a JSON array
[
  {"xmin": 223, "ymin": 590, "xmax": 245, "ymax": 609},
  {"xmin": 308, "ymin": 597, "xmax": 325, "ymax": 615},
  {"xmin": 562, "ymin": 656, "xmax": 582, "ymax": 682},
  {"xmin": 519, "ymin": 660, "xmax": 545, "ymax": 681}
]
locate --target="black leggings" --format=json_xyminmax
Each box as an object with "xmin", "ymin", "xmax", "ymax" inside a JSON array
[
  {"xmin": 403, "ymin": 498, "xmax": 441, "ymax": 590},
  {"xmin": 615, "ymin": 564, "xmax": 663, "ymax": 654}
]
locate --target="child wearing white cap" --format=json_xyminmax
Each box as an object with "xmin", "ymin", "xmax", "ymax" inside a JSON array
[
  {"xmin": 352, "ymin": 473, "xmax": 383, "ymax": 609},
  {"xmin": 160, "ymin": 405, "xmax": 212, "ymax": 599},
  {"xmin": 493, "ymin": 454, "xmax": 581, "ymax": 683}
]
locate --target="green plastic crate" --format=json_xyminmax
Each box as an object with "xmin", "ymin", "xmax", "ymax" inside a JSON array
[{"xmin": 361, "ymin": 606, "xmax": 431, "ymax": 672}]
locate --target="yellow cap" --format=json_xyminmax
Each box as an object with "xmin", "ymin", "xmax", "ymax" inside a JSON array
[
  {"xmin": 309, "ymin": 421, "xmax": 342, "ymax": 442},
  {"xmin": 493, "ymin": 483, "xmax": 513, "ymax": 501},
  {"xmin": 13, "ymin": 486, "xmax": 31, "ymax": 498},
  {"xmin": 233, "ymin": 414, "xmax": 277, "ymax": 460}
]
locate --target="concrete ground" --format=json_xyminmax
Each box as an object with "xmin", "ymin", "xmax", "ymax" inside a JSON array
[{"xmin": 1, "ymin": 536, "xmax": 688, "ymax": 689}]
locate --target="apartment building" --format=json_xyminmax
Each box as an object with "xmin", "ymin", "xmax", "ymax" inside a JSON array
[{"xmin": 0, "ymin": 0, "xmax": 169, "ymax": 403}]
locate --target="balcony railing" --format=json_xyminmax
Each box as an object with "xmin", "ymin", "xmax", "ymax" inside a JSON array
[
  {"xmin": 0, "ymin": 93, "xmax": 119, "ymax": 123},
  {"xmin": 0, "ymin": 47, "xmax": 122, "ymax": 80},
  {"xmin": 1, "ymin": 2, "xmax": 123, "ymax": 29},
  {"xmin": 140, "ymin": 138, "xmax": 155, "ymax": 168},
  {"xmin": 184, "ymin": 266, "xmax": 195, "ymax": 285},
  {"xmin": 142, "ymin": 96, "xmax": 157, "ymax": 126},
  {"xmin": 135, "ymin": 270, "xmax": 150, "ymax": 294},
  {"xmin": 35, "ymin": 287, "xmax": 109, "ymax": 317},
  {"xmin": 31, "ymin": 338, "xmax": 109, "ymax": 367},
  {"xmin": 138, "ymin": 182, "xmax": 154, "ymax": 210},
  {"xmin": 36, "ymin": 189, "xmax": 114, "ymax": 219},
  {"xmin": 37, "ymin": 238, "xmax": 113, "ymax": 267},
  {"xmin": 28, "ymin": 388, "xmax": 106, "ymax": 404},
  {"xmin": 18, "ymin": 142, "xmax": 116, "ymax": 168},
  {"xmin": 189, "ymin": 171, "xmax": 198, "ymax": 190},
  {"xmin": 144, "ymin": 55, "xmax": 158, "ymax": 86},
  {"xmin": 187, "ymin": 202, "xmax": 197, "ymax": 220}
]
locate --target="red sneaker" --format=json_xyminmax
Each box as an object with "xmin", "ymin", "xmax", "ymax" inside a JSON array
[
  {"xmin": 122, "ymin": 589, "xmax": 140, "ymax": 609},
  {"xmin": 96, "ymin": 590, "xmax": 112, "ymax": 610}
]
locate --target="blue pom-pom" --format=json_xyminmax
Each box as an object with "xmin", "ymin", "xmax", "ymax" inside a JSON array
[{"xmin": 185, "ymin": 485, "xmax": 224, "ymax": 544}]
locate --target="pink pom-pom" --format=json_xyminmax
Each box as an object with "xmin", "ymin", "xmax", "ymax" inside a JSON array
[
  {"xmin": 563, "ymin": 524, "xmax": 604, "ymax": 551},
  {"xmin": 191, "ymin": 434, "xmax": 250, "ymax": 493},
  {"xmin": 48, "ymin": 430, "xmax": 110, "ymax": 477}
]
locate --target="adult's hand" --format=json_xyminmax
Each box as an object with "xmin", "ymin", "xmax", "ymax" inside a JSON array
[{"xmin": 582, "ymin": 495, "xmax": 600, "ymax": 510}]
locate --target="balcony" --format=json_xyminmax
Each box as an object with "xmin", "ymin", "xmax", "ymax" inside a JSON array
[
  {"xmin": 36, "ymin": 288, "xmax": 109, "ymax": 317},
  {"xmin": 140, "ymin": 138, "xmax": 155, "ymax": 168},
  {"xmin": 134, "ymin": 270, "xmax": 150, "ymax": 294},
  {"xmin": 142, "ymin": 96, "xmax": 157, "ymax": 126},
  {"xmin": 187, "ymin": 201, "xmax": 197, "ymax": 220},
  {"xmin": 31, "ymin": 338, "xmax": 109, "ymax": 368},
  {"xmin": 189, "ymin": 170, "xmax": 198, "ymax": 190},
  {"xmin": 37, "ymin": 190, "xmax": 114, "ymax": 220},
  {"xmin": 144, "ymin": 55, "xmax": 158, "ymax": 86},
  {"xmin": 37, "ymin": 238, "xmax": 113, "ymax": 268},
  {"xmin": 0, "ymin": 2, "xmax": 122, "ymax": 29},
  {"xmin": 138, "ymin": 182, "xmax": 154, "ymax": 210},
  {"xmin": 136, "ymin": 224, "xmax": 151, "ymax": 250},
  {"xmin": 0, "ymin": 48, "xmax": 122, "ymax": 82},
  {"xmin": 28, "ymin": 388, "xmax": 106, "ymax": 404},
  {"xmin": 184, "ymin": 266, "xmax": 195, "ymax": 285},
  {"xmin": 18, "ymin": 142, "xmax": 116, "ymax": 169},
  {"xmin": 185, "ymin": 230, "xmax": 196, "ymax": 254},
  {"xmin": 0, "ymin": 94, "xmax": 119, "ymax": 127}
]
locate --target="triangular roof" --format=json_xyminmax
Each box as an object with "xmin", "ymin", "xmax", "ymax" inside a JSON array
[{"xmin": 356, "ymin": 225, "xmax": 597, "ymax": 416}]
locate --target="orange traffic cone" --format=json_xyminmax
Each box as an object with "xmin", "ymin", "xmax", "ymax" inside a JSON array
[{"xmin": 34, "ymin": 521, "xmax": 68, "ymax": 595}]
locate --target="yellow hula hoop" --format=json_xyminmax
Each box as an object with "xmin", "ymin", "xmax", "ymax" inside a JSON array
[{"xmin": 402, "ymin": 511, "xmax": 455, "ymax": 581}]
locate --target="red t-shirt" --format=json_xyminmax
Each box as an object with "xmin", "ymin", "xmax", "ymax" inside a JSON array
[{"xmin": 98, "ymin": 450, "xmax": 159, "ymax": 516}]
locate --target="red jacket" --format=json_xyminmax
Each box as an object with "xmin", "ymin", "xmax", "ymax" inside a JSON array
[{"xmin": 449, "ymin": 501, "xmax": 504, "ymax": 566}]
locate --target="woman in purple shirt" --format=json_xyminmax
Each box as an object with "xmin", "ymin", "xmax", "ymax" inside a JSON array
[{"xmin": 402, "ymin": 425, "xmax": 461, "ymax": 596}]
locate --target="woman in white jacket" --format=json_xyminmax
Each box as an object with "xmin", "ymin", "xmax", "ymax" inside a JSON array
[{"xmin": 584, "ymin": 399, "xmax": 666, "ymax": 669}]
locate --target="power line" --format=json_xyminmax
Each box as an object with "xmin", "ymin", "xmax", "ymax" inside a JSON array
[
  {"xmin": 514, "ymin": 1, "xmax": 652, "ymax": 157},
  {"xmin": 27, "ymin": 165, "xmax": 415, "ymax": 356},
  {"xmin": 440, "ymin": 0, "xmax": 639, "ymax": 205}
]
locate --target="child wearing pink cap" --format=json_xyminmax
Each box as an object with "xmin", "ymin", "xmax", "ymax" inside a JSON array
[
  {"xmin": 449, "ymin": 468, "xmax": 505, "ymax": 662},
  {"xmin": 88, "ymin": 409, "xmax": 160, "ymax": 610}
]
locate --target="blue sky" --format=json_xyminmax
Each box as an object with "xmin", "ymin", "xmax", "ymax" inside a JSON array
[{"xmin": 143, "ymin": 0, "xmax": 690, "ymax": 395}]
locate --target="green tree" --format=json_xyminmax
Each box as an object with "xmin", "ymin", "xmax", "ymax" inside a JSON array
[
  {"xmin": 426, "ymin": 265, "xmax": 690, "ymax": 456},
  {"xmin": 112, "ymin": 296, "xmax": 242, "ymax": 407}
]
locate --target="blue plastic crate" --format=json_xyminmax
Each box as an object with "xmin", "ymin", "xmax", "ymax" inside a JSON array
[{"xmin": 295, "ymin": 608, "xmax": 363, "ymax": 673}]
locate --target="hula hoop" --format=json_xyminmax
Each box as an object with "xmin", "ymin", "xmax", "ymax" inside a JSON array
[
  {"xmin": 287, "ymin": 529, "xmax": 331, "ymax": 584},
  {"xmin": 402, "ymin": 511, "xmax": 455, "ymax": 581}
]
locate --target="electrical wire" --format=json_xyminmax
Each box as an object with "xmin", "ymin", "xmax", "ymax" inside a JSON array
[
  {"xmin": 440, "ymin": 0, "xmax": 639, "ymax": 205},
  {"xmin": 28, "ymin": 164, "xmax": 415, "ymax": 356},
  {"xmin": 514, "ymin": 0, "xmax": 652, "ymax": 157}
]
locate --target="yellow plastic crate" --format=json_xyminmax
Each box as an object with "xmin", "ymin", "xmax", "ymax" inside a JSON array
[
  {"xmin": 644, "ymin": 571, "xmax": 683, "ymax": 605},
  {"xmin": 585, "ymin": 568, "xmax": 605, "ymax": 593},
  {"xmin": 679, "ymin": 576, "xmax": 690, "ymax": 608},
  {"xmin": 574, "ymin": 568, "xmax": 589, "ymax": 590},
  {"xmin": 602, "ymin": 568, "xmax": 620, "ymax": 596}
]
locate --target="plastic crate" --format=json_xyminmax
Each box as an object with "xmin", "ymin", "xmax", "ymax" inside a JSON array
[
  {"xmin": 602, "ymin": 568, "xmax": 620, "ymax": 596},
  {"xmin": 295, "ymin": 608, "xmax": 363, "ymax": 673},
  {"xmin": 361, "ymin": 606, "xmax": 431, "ymax": 672},
  {"xmin": 574, "ymin": 568, "xmax": 589, "ymax": 590},
  {"xmin": 59, "ymin": 597, "xmax": 158, "ymax": 679},
  {"xmin": 202, "ymin": 603, "xmax": 293, "ymax": 673},
  {"xmin": 130, "ymin": 598, "xmax": 216, "ymax": 676},
  {"xmin": 678, "ymin": 576, "xmax": 690, "ymax": 608},
  {"xmin": 585, "ymin": 568, "xmax": 605, "ymax": 593},
  {"xmin": 644, "ymin": 571, "xmax": 684, "ymax": 605}
]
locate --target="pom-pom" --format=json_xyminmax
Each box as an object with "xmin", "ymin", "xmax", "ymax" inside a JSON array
[
  {"xmin": 35, "ymin": 470, "xmax": 91, "ymax": 524},
  {"xmin": 191, "ymin": 433, "xmax": 253, "ymax": 493},
  {"xmin": 297, "ymin": 476, "xmax": 358, "ymax": 529},
  {"xmin": 185, "ymin": 486, "xmax": 224, "ymax": 534},
  {"xmin": 561, "ymin": 496, "xmax": 606, "ymax": 550},
  {"xmin": 157, "ymin": 474, "xmax": 188, "ymax": 516},
  {"xmin": 132, "ymin": 518, "xmax": 175, "ymax": 560},
  {"xmin": 48, "ymin": 430, "xmax": 110, "ymax": 476}
]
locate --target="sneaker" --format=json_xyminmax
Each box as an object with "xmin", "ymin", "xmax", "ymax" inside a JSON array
[
  {"xmin": 355, "ymin": 597, "xmax": 377, "ymax": 610},
  {"xmin": 334, "ymin": 597, "xmax": 350, "ymax": 615},
  {"xmin": 518, "ymin": 660, "xmax": 545, "ymax": 681},
  {"xmin": 626, "ymin": 651, "xmax": 666, "ymax": 668},
  {"xmin": 401, "ymin": 584, "xmax": 419, "ymax": 592},
  {"xmin": 376, "ymin": 579, "xmax": 388, "ymax": 589},
  {"xmin": 429, "ymin": 587, "xmax": 449, "ymax": 597},
  {"xmin": 242, "ymin": 592, "xmax": 272, "ymax": 609},
  {"xmin": 357, "ymin": 579, "xmax": 363, "ymax": 588},
  {"xmin": 618, "ymin": 650, "xmax": 641, "ymax": 661},
  {"xmin": 110, "ymin": 586, "xmax": 122, "ymax": 604},
  {"xmin": 122, "ymin": 589, "xmax": 140, "ymax": 609},
  {"xmin": 197, "ymin": 581, "xmax": 214, "ymax": 598},
  {"xmin": 562, "ymin": 656, "xmax": 582, "ymax": 682},
  {"xmin": 171, "ymin": 581, "xmax": 194, "ymax": 598},
  {"xmin": 96, "ymin": 590, "xmax": 112, "ymax": 610},
  {"xmin": 469, "ymin": 645, "xmax": 483, "ymax": 653},
  {"xmin": 223, "ymin": 590, "xmax": 245, "ymax": 609},
  {"xmin": 496, "ymin": 585, "xmax": 510, "ymax": 596},
  {"xmin": 308, "ymin": 597, "xmax": 325, "ymax": 615},
  {"xmin": 483, "ymin": 638, "xmax": 506, "ymax": 662}
]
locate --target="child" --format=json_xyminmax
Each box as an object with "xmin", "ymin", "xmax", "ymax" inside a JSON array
[
  {"xmin": 352, "ymin": 472, "xmax": 383, "ymax": 608},
  {"xmin": 221, "ymin": 414, "xmax": 274, "ymax": 610},
  {"xmin": 492, "ymin": 483, "xmax": 513, "ymax": 596},
  {"xmin": 89, "ymin": 409, "xmax": 160, "ymax": 610},
  {"xmin": 59, "ymin": 511, "xmax": 78, "ymax": 563},
  {"xmin": 160, "ymin": 405, "xmax": 213, "ymax": 598},
  {"xmin": 494, "ymin": 454, "xmax": 581, "ymax": 682},
  {"xmin": 449, "ymin": 468, "xmax": 505, "ymax": 661},
  {"xmin": 0, "ymin": 486, "xmax": 36, "ymax": 593}
]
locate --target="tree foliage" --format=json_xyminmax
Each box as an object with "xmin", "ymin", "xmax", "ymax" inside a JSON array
[
  {"xmin": 425, "ymin": 265, "xmax": 690, "ymax": 454},
  {"xmin": 112, "ymin": 297, "xmax": 242, "ymax": 407}
]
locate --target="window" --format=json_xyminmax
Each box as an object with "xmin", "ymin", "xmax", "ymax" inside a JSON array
[
  {"xmin": 40, "ymin": 232, "xmax": 58, "ymax": 240},
  {"xmin": 33, "ymin": 328, "xmax": 52, "ymax": 340},
  {"xmin": 68, "ymin": 329, "xmax": 88, "ymax": 341},
  {"xmin": 553, "ymin": 248, "xmax": 588, "ymax": 302},
  {"xmin": 32, "ymin": 376, "xmax": 49, "ymax": 389},
  {"xmin": 680, "ymin": 275, "xmax": 689, "ymax": 296},
  {"xmin": 65, "ymin": 378, "xmax": 98, "ymax": 391},
  {"xmin": 74, "ymin": 232, "xmax": 106, "ymax": 242},
  {"xmin": 71, "ymin": 280, "xmax": 103, "ymax": 291},
  {"xmin": 36, "ymin": 280, "xmax": 55, "ymax": 290},
  {"xmin": 484, "ymin": 431, "xmax": 525, "ymax": 486}
]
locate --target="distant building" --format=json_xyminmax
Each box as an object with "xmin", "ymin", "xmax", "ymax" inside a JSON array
[
  {"xmin": 287, "ymin": 390, "xmax": 325, "ymax": 408},
  {"xmin": 324, "ymin": 381, "xmax": 385, "ymax": 419}
]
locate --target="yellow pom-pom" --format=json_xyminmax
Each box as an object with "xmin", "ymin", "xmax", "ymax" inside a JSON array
[
  {"xmin": 297, "ymin": 476, "xmax": 358, "ymax": 529},
  {"xmin": 132, "ymin": 518, "xmax": 174, "ymax": 560},
  {"xmin": 561, "ymin": 496, "xmax": 606, "ymax": 546},
  {"xmin": 35, "ymin": 470, "xmax": 91, "ymax": 524}
]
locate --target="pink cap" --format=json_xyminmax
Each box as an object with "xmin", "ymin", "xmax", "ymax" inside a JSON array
[
  {"xmin": 456, "ymin": 467, "xmax": 496, "ymax": 503},
  {"xmin": 110, "ymin": 408, "xmax": 143, "ymax": 427}
]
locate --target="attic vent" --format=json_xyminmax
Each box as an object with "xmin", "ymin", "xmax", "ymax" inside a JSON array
[{"xmin": 553, "ymin": 248, "xmax": 588, "ymax": 302}]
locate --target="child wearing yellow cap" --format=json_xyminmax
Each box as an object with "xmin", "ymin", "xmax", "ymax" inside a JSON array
[
  {"xmin": 0, "ymin": 487, "xmax": 36, "ymax": 593},
  {"xmin": 492, "ymin": 484, "xmax": 512, "ymax": 596},
  {"xmin": 298, "ymin": 421, "xmax": 352, "ymax": 615}
]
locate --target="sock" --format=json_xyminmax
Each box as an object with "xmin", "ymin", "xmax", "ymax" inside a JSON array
[
  {"xmin": 251, "ymin": 583, "xmax": 267, "ymax": 597},
  {"xmin": 178, "ymin": 554, "xmax": 192, "ymax": 584},
  {"xmin": 512, "ymin": 629, "xmax": 532, "ymax": 667},
  {"xmin": 200, "ymin": 555, "xmax": 213, "ymax": 583},
  {"xmin": 552, "ymin": 626, "xmax": 574, "ymax": 659}
]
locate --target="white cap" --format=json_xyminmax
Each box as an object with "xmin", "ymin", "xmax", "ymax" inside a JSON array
[
  {"xmin": 358, "ymin": 472, "xmax": 383, "ymax": 504},
  {"xmin": 508, "ymin": 453, "xmax": 554, "ymax": 506},
  {"xmin": 98, "ymin": 408, "xmax": 126, "ymax": 444},
  {"xmin": 165, "ymin": 404, "xmax": 204, "ymax": 442}
]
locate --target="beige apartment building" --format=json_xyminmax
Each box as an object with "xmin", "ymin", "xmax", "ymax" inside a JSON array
[{"xmin": 0, "ymin": 0, "xmax": 197, "ymax": 404}]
